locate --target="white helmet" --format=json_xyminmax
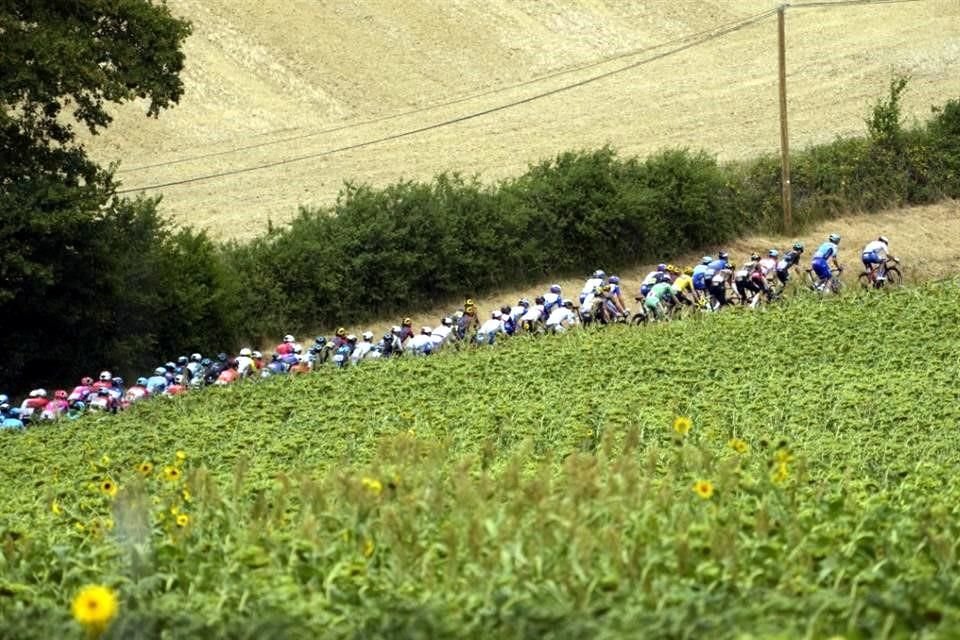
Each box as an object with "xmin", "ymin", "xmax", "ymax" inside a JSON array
[
  {"xmin": 442, "ymin": 317, "xmax": 453, "ymax": 327},
  {"xmin": 252, "ymin": 350, "xmax": 263, "ymax": 359},
  {"xmin": 99, "ymin": 371, "xmax": 112, "ymax": 381},
  {"xmin": 283, "ymin": 334, "xmax": 295, "ymax": 343},
  {"xmin": 421, "ymin": 326, "xmax": 432, "ymax": 335},
  {"xmin": 190, "ymin": 353, "xmax": 202, "ymax": 362},
  {"xmin": 492, "ymin": 310, "xmax": 502, "ymax": 319},
  {"xmin": 239, "ymin": 347, "xmax": 252, "ymax": 357},
  {"xmin": 362, "ymin": 331, "xmax": 374, "ymax": 341},
  {"xmin": 878, "ymin": 235, "xmax": 889, "ymax": 245}
]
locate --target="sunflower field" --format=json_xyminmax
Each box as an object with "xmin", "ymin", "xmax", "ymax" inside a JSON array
[{"xmin": 2, "ymin": 281, "xmax": 960, "ymax": 639}]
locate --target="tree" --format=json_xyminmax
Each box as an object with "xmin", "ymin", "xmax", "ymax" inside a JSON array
[{"xmin": 0, "ymin": 1, "xmax": 192, "ymax": 392}]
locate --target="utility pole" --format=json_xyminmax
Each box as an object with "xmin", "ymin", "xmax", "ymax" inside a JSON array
[{"xmin": 777, "ymin": 4, "xmax": 792, "ymax": 231}]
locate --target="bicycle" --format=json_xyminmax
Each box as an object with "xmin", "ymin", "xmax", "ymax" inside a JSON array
[
  {"xmin": 858, "ymin": 258, "xmax": 902, "ymax": 290},
  {"xmin": 805, "ymin": 266, "xmax": 843, "ymax": 294}
]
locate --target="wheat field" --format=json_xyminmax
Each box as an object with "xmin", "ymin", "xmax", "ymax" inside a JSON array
[{"xmin": 81, "ymin": 0, "xmax": 960, "ymax": 240}]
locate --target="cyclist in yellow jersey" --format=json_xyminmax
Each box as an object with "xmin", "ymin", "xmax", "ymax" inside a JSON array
[{"xmin": 672, "ymin": 267, "xmax": 696, "ymax": 305}]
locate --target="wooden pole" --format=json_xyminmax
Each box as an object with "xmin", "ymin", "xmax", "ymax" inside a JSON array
[{"xmin": 777, "ymin": 5, "xmax": 792, "ymax": 231}]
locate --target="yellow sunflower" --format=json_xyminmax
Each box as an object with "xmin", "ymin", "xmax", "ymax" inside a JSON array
[
  {"xmin": 137, "ymin": 461, "xmax": 153, "ymax": 477},
  {"xmin": 71, "ymin": 584, "xmax": 118, "ymax": 630},
  {"xmin": 692, "ymin": 479, "xmax": 715, "ymax": 499},
  {"xmin": 728, "ymin": 438, "xmax": 749, "ymax": 454},
  {"xmin": 51, "ymin": 500, "xmax": 63, "ymax": 516},
  {"xmin": 163, "ymin": 466, "xmax": 181, "ymax": 482},
  {"xmin": 361, "ymin": 477, "xmax": 383, "ymax": 496},
  {"xmin": 175, "ymin": 513, "xmax": 190, "ymax": 528},
  {"xmin": 362, "ymin": 537, "xmax": 375, "ymax": 558},
  {"xmin": 771, "ymin": 462, "xmax": 790, "ymax": 484},
  {"xmin": 100, "ymin": 479, "xmax": 118, "ymax": 498},
  {"xmin": 673, "ymin": 416, "xmax": 692, "ymax": 436}
]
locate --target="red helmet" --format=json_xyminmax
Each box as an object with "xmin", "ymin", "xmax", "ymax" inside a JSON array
[
  {"xmin": 54, "ymin": 390, "xmax": 68, "ymax": 400},
  {"xmin": 81, "ymin": 376, "xmax": 94, "ymax": 386}
]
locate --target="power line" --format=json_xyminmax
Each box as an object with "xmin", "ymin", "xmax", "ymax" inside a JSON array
[
  {"xmin": 118, "ymin": 9, "xmax": 784, "ymax": 175},
  {"xmin": 116, "ymin": 8, "xmax": 779, "ymax": 194}
]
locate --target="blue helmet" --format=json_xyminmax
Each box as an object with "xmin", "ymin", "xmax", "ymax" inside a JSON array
[
  {"xmin": 608, "ymin": 275, "xmax": 620, "ymax": 285},
  {"xmin": 768, "ymin": 249, "xmax": 779, "ymax": 258},
  {"xmin": 657, "ymin": 263, "xmax": 666, "ymax": 272},
  {"xmin": 549, "ymin": 284, "xmax": 561, "ymax": 294},
  {"xmin": 136, "ymin": 377, "xmax": 148, "ymax": 386}
]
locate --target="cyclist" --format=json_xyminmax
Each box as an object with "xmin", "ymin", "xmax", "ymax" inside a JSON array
[
  {"xmin": 639, "ymin": 264, "xmax": 670, "ymax": 297},
  {"xmin": 91, "ymin": 371, "xmax": 113, "ymax": 393},
  {"xmin": 124, "ymin": 377, "xmax": 151, "ymax": 404},
  {"xmin": 431, "ymin": 317, "xmax": 454, "ymax": 350},
  {"xmin": 510, "ymin": 298, "xmax": 530, "ymax": 325},
  {"xmin": 545, "ymin": 299, "xmax": 578, "ymax": 333},
  {"xmin": 350, "ymin": 331, "xmax": 376, "ymax": 364},
  {"xmin": 776, "ymin": 242, "xmax": 805, "ymax": 285},
  {"xmin": 734, "ymin": 254, "xmax": 761, "ymax": 304},
  {"xmin": 692, "ymin": 256, "xmax": 713, "ymax": 297},
  {"xmin": 236, "ymin": 347, "xmax": 257, "ymax": 378},
  {"xmin": 186, "ymin": 353, "xmax": 204, "ymax": 380},
  {"xmin": 607, "ymin": 276, "xmax": 628, "ymax": 316},
  {"xmin": 457, "ymin": 302, "xmax": 479, "ymax": 341},
  {"xmin": 166, "ymin": 374, "xmax": 189, "ymax": 395},
  {"xmin": 40, "ymin": 390, "xmax": 69, "ymax": 421},
  {"xmin": 520, "ymin": 296, "xmax": 546, "ymax": 332},
  {"xmin": 68, "ymin": 377, "xmax": 94, "ymax": 403},
  {"xmin": 759, "ymin": 250, "xmax": 779, "ymax": 280},
  {"xmin": 406, "ymin": 327, "xmax": 434, "ymax": 356},
  {"xmin": 476, "ymin": 311, "xmax": 505, "ymax": 345},
  {"xmin": 862, "ymin": 236, "xmax": 897, "ymax": 282},
  {"xmin": 543, "ymin": 285, "xmax": 563, "ymax": 316},
  {"xmin": 146, "ymin": 366, "xmax": 169, "ymax": 395},
  {"xmin": 500, "ymin": 305, "xmax": 518, "ymax": 336},
  {"xmin": 581, "ymin": 270, "xmax": 606, "ymax": 297},
  {"xmin": 673, "ymin": 267, "xmax": 697, "ymax": 306},
  {"xmin": 707, "ymin": 259, "xmax": 735, "ymax": 308},
  {"xmin": 644, "ymin": 281, "xmax": 679, "ymax": 321},
  {"xmin": 331, "ymin": 328, "xmax": 350, "ymax": 350},
  {"xmin": 276, "ymin": 334, "xmax": 298, "ymax": 356},
  {"xmin": 812, "ymin": 234, "xmax": 842, "ymax": 289},
  {"xmin": 0, "ymin": 402, "xmax": 24, "ymax": 430},
  {"xmin": 89, "ymin": 387, "xmax": 119, "ymax": 414}
]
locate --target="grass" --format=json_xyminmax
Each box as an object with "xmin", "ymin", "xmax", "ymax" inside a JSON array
[{"xmin": 3, "ymin": 281, "xmax": 960, "ymax": 638}]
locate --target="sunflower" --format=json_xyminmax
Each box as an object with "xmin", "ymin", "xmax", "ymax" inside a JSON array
[
  {"xmin": 673, "ymin": 416, "xmax": 692, "ymax": 436},
  {"xmin": 728, "ymin": 438, "xmax": 749, "ymax": 454},
  {"xmin": 175, "ymin": 450, "xmax": 187, "ymax": 464},
  {"xmin": 774, "ymin": 449, "xmax": 794, "ymax": 465},
  {"xmin": 362, "ymin": 537, "xmax": 375, "ymax": 558},
  {"xmin": 71, "ymin": 584, "xmax": 118, "ymax": 630},
  {"xmin": 100, "ymin": 479, "xmax": 118, "ymax": 498},
  {"xmin": 51, "ymin": 500, "xmax": 63, "ymax": 516},
  {"xmin": 163, "ymin": 466, "xmax": 181, "ymax": 482},
  {"xmin": 137, "ymin": 461, "xmax": 153, "ymax": 477},
  {"xmin": 692, "ymin": 479, "xmax": 715, "ymax": 499},
  {"xmin": 361, "ymin": 477, "xmax": 383, "ymax": 496},
  {"xmin": 175, "ymin": 513, "xmax": 190, "ymax": 528},
  {"xmin": 182, "ymin": 488, "xmax": 192, "ymax": 502},
  {"xmin": 771, "ymin": 462, "xmax": 790, "ymax": 484}
]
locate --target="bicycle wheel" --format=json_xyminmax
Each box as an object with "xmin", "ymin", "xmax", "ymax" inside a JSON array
[
  {"xmin": 881, "ymin": 267, "xmax": 902, "ymax": 288},
  {"xmin": 631, "ymin": 310, "xmax": 648, "ymax": 326},
  {"xmin": 857, "ymin": 272, "xmax": 873, "ymax": 290}
]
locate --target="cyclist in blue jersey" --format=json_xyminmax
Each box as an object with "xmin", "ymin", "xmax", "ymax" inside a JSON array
[
  {"xmin": 811, "ymin": 234, "xmax": 843, "ymax": 287},
  {"xmin": 691, "ymin": 256, "xmax": 713, "ymax": 293}
]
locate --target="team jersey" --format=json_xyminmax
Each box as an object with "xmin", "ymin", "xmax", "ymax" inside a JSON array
[
  {"xmin": 777, "ymin": 250, "xmax": 802, "ymax": 271},
  {"xmin": 581, "ymin": 277, "xmax": 603, "ymax": 295},
  {"xmin": 546, "ymin": 307, "xmax": 576, "ymax": 327},
  {"xmin": 673, "ymin": 274, "xmax": 693, "ymax": 292},
  {"xmin": 350, "ymin": 341, "xmax": 374, "ymax": 363},
  {"xmin": 640, "ymin": 271, "xmax": 660, "ymax": 287},
  {"xmin": 648, "ymin": 282, "xmax": 675, "ymax": 299},
  {"xmin": 710, "ymin": 267, "xmax": 733, "ymax": 286},
  {"xmin": 734, "ymin": 261, "xmax": 758, "ymax": 281},
  {"xmin": 758, "ymin": 257, "xmax": 777, "ymax": 276},
  {"xmin": 407, "ymin": 334, "xmax": 433, "ymax": 354},
  {"xmin": 235, "ymin": 355, "xmax": 256, "ymax": 377},
  {"xmin": 543, "ymin": 292, "xmax": 561, "ymax": 313},
  {"xmin": 521, "ymin": 304, "xmax": 544, "ymax": 323},
  {"xmin": 692, "ymin": 265, "xmax": 709, "ymax": 289},
  {"xmin": 813, "ymin": 241, "xmax": 838, "ymax": 260},
  {"xmin": 862, "ymin": 240, "xmax": 889, "ymax": 257}
]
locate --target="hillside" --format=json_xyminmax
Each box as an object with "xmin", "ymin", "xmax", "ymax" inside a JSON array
[
  {"xmin": 82, "ymin": 0, "xmax": 960, "ymax": 239},
  {"xmin": 4, "ymin": 282, "xmax": 960, "ymax": 637}
]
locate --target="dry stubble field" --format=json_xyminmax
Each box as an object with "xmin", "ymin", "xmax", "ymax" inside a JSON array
[{"xmin": 81, "ymin": 0, "xmax": 960, "ymax": 240}]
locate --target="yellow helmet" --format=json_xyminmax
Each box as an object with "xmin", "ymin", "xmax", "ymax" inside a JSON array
[{"xmin": 683, "ymin": 266, "xmax": 694, "ymax": 276}]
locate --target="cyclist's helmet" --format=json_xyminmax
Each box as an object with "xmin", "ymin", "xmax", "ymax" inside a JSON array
[
  {"xmin": 283, "ymin": 334, "xmax": 295, "ymax": 343},
  {"xmin": 239, "ymin": 347, "xmax": 252, "ymax": 357},
  {"xmin": 217, "ymin": 353, "xmax": 228, "ymax": 362},
  {"xmin": 750, "ymin": 252, "xmax": 760, "ymax": 261},
  {"xmin": 593, "ymin": 270, "xmax": 606, "ymax": 280},
  {"xmin": 829, "ymin": 233, "xmax": 841, "ymax": 244},
  {"xmin": 421, "ymin": 326, "xmax": 432, "ymax": 335},
  {"xmin": 112, "ymin": 377, "xmax": 123, "ymax": 387},
  {"xmin": 165, "ymin": 362, "xmax": 176, "ymax": 371},
  {"xmin": 878, "ymin": 235, "xmax": 889, "ymax": 245},
  {"xmin": 718, "ymin": 251, "xmax": 729, "ymax": 260},
  {"xmin": 657, "ymin": 263, "xmax": 666, "ymax": 272},
  {"xmin": 190, "ymin": 353, "xmax": 202, "ymax": 362},
  {"xmin": 362, "ymin": 331, "xmax": 374, "ymax": 341},
  {"xmin": 609, "ymin": 275, "xmax": 620, "ymax": 285},
  {"xmin": 402, "ymin": 318, "xmax": 412, "ymax": 327},
  {"xmin": 201, "ymin": 358, "xmax": 212, "ymax": 367},
  {"xmin": 154, "ymin": 367, "xmax": 166, "ymax": 375},
  {"xmin": 97, "ymin": 388, "xmax": 110, "ymax": 396},
  {"xmin": 99, "ymin": 371, "xmax": 112, "ymax": 382},
  {"xmin": 174, "ymin": 374, "xmax": 185, "ymax": 385},
  {"xmin": 702, "ymin": 256, "xmax": 713, "ymax": 264},
  {"xmin": 500, "ymin": 305, "xmax": 511, "ymax": 315},
  {"xmin": 136, "ymin": 377, "xmax": 148, "ymax": 386},
  {"xmin": 442, "ymin": 317, "xmax": 453, "ymax": 327},
  {"xmin": 518, "ymin": 297, "xmax": 530, "ymax": 307},
  {"xmin": 391, "ymin": 325, "xmax": 401, "ymax": 334},
  {"xmin": 768, "ymin": 249, "xmax": 779, "ymax": 258},
  {"xmin": 346, "ymin": 335, "xmax": 357, "ymax": 343},
  {"xmin": 51, "ymin": 389, "xmax": 67, "ymax": 400},
  {"xmin": 793, "ymin": 241, "xmax": 804, "ymax": 251},
  {"xmin": 549, "ymin": 284, "xmax": 561, "ymax": 294},
  {"xmin": 683, "ymin": 266, "xmax": 694, "ymax": 275},
  {"xmin": 535, "ymin": 295, "xmax": 545, "ymax": 305},
  {"xmin": 81, "ymin": 376, "xmax": 94, "ymax": 386},
  {"xmin": 177, "ymin": 356, "xmax": 188, "ymax": 366}
]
